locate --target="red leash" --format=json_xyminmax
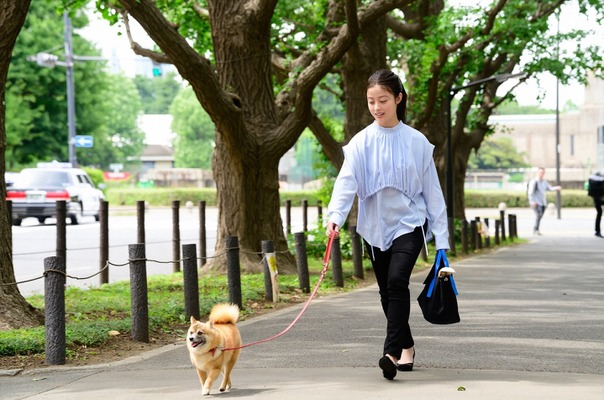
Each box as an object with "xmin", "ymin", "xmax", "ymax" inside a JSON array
[{"xmin": 220, "ymin": 234, "xmax": 335, "ymax": 352}]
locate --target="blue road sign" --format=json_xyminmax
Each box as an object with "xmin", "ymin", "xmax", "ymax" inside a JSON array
[{"xmin": 74, "ymin": 135, "xmax": 94, "ymax": 148}]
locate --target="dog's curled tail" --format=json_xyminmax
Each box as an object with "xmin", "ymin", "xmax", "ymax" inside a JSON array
[{"xmin": 209, "ymin": 303, "xmax": 239, "ymax": 325}]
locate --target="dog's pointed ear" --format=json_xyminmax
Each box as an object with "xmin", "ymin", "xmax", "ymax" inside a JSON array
[
  {"xmin": 208, "ymin": 320, "xmax": 214, "ymax": 329},
  {"xmin": 190, "ymin": 315, "xmax": 197, "ymax": 324}
]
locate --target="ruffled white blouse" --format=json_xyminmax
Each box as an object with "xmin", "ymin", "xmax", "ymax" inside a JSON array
[{"xmin": 328, "ymin": 121, "xmax": 449, "ymax": 251}]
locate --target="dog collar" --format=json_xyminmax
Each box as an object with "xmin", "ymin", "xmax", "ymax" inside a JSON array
[{"xmin": 209, "ymin": 347, "xmax": 219, "ymax": 357}]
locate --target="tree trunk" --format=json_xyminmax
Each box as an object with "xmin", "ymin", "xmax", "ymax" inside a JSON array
[
  {"xmin": 0, "ymin": 0, "xmax": 45, "ymax": 330},
  {"xmin": 209, "ymin": 133, "xmax": 295, "ymax": 273}
]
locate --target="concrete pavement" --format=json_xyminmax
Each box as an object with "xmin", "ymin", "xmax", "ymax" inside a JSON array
[{"xmin": 2, "ymin": 207, "xmax": 603, "ymax": 399}]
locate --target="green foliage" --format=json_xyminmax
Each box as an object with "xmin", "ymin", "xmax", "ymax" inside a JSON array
[
  {"xmin": 105, "ymin": 187, "xmax": 323, "ymax": 207},
  {"xmin": 289, "ymin": 131, "xmax": 321, "ymax": 186},
  {"xmin": 106, "ymin": 187, "xmax": 219, "ymax": 206},
  {"xmin": 170, "ymin": 87, "xmax": 214, "ymax": 169},
  {"xmin": 6, "ymin": 1, "xmax": 143, "ymax": 170},
  {"xmin": 464, "ymin": 189, "xmax": 592, "ymax": 208},
  {"xmin": 77, "ymin": 74, "xmax": 145, "ymax": 169},
  {"xmin": 468, "ymin": 136, "xmax": 529, "ymax": 170},
  {"xmin": 133, "ymin": 72, "xmax": 182, "ymax": 114},
  {"xmin": 312, "ymin": 73, "xmax": 344, "ymax": 122}
]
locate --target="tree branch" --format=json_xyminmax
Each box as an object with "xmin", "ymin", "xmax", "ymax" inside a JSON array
[
  {"xmin": 119, "ymin": 9, "xmax": 172, "ymax": 63},
  {"xmin": 385, "ymin": 15, "xmax": 422, "ymax": 39}
]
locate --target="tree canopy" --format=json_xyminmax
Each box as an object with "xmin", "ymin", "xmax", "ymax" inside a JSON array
[
  {"xmin": 170, "ymin": 87, "xmax": 214, "ymax": 169},
  {"xmin": 134, "ymin": 72, "xmax": 181, "ymax": 114}
]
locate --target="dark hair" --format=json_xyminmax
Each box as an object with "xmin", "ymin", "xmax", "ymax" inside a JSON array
[{"xmin": 367, "ymin": 69, "xmax": 407, "ymax": 123}]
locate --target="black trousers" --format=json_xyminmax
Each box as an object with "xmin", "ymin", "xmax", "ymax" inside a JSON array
[
  {"xmin": 595, "ymin": 198, "xmax": 603, "ymax": 234},
  {"xmin": 365, "ymin": 226, "xmax": 424, "ymax": 359}
]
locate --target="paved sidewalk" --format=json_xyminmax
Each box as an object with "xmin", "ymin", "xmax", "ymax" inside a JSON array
[{"xmin": 2, "ymin": 208, "xmax": 603, "ymax": 400}]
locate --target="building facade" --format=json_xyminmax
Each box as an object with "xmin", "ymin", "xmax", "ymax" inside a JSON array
[{"xmin": 490, "ymin": 75, "xmax": 604, "ymax": 187}]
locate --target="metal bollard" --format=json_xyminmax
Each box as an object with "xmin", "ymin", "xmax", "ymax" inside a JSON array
[
  {"xmin": 99, "ymin": 200, "xmax": 109, "ymax": 285},
  {"xmin": 331, "ymin": 237, "xmax": 343, "ymax": 288},
  {"xmin": 182, "ymin": 243, "xmax": 200, "ymax": 320},
  {"xmin": 44, "ymin": 256, "xmax": 66, "ymax": 365},
  {"xmin": 226, "ymin": 236, "xmax": 242, "ymax": 308},
  {"xmin": 56, "ymin": 200, "xmax": 66, "ymax": 268},
  {"xmin": 510, "ymin": 214, "xmax": 517, "ymax": 239},
  {"xmin": 317, "ymin": 200, "xmax": 323, "ymax": 226},
  {"xmin": 172, "ymin": 200, "xmax": 181, "ymax": 273},
  {"xmin": 494, "ymin": 220, "xmax": 501, "ymax": 245},
  {"xmin": 349, "ymin": 225, "xmax": 364, "ymax": 279},
  {"xmin": 500, "ymin": 210, "xmax": 506, "ymax": 241},
  {"xmin": 129, "ymin": 244, "xmax": 149, "ymax": 343},
  {"xmin": 285, "ymin": 200, "xmax": 292, "ymax": 234},
  {"xmin": 262, "ymin": 240, "xmax": 275, "ymax": 301},
  {"xmin": 470, "ymin": 220, "xmax": 478, "ymax": 251},
  {"xmin": 461, "ymin": 219, "xmax": 469, "ymax": 254},
  {"xmin": 199, "ymin": 201, "xmax": 207, "ymax": 267},
  {"xmin": 137, "ymin": 200, "xmax": 145, "ymax": 244},
  {"xmin": 294, "ymin": 232, "xmax": 310, "ymax": 294},
  {"xmin": 262, "ymin": 240, "xmax": 278, "ymax": 303}
]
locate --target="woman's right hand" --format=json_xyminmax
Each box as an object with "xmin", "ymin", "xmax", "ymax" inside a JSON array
[{"xmin": 326, "ymin": 221, "xmax": 340, "ymax": 238}]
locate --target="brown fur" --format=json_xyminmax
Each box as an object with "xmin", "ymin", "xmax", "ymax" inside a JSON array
[{"xmin": 186, "ymin": 303, "xmax": 242, "ymax": 396}]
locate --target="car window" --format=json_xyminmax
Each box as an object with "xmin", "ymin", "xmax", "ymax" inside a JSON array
[
  {"xmin": 76, "ymin": 174, "xmax": 94, "ymax": 186},
  {"xmin": 82, "ymin": 175, "xmax": 94, "ymax": 186},
  {"xmin": 13, "ymin": 170, "xmax": 71, "ymax": 188}
]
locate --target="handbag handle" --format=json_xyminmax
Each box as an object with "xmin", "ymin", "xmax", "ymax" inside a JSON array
[{"xmin": 427, "ymin": 249, "xmax": 458, "ymax": 297}]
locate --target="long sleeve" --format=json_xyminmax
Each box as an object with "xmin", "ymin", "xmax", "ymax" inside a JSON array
[
  {"xmin": 327, "ymin": 157, "xmax": 358, "ymax": 228},
  {"xmin": 421, "ymin": 158, "xmax": 449, "ymax": 250},
  {"xmin": 528, "ymin": 179, "xmax": 537, "ymax": 204}
]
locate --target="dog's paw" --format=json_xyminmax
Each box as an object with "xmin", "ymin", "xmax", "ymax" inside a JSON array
[{"xmin": 202, "ymin": 388, "xmax": 210, "ymax": 396}]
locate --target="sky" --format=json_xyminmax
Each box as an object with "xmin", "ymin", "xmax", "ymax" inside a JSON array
[{"xmin": 78, "ymin": 1, "xmax": 603, "ymax": 111}]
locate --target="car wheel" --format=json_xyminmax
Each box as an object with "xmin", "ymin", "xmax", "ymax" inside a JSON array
[
  {"xmin": 94, "ymin": 213, "xmax": 100, "ymax": 222},
  {"xmin": 69, "ymin": 203, "xmax": 83, "ymax": 225},
  {"xmin": 12, "ymin": 218, "xmax": 22, "ymax": 226},
  {"xmin": 37, "ymin": 217, "xmax": 46, "ymax": 224}
]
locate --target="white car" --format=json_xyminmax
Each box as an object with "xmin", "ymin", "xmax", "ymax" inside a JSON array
[{"xmin": 6, "ymin": 165, "xmax": 105, "ymax": 226}]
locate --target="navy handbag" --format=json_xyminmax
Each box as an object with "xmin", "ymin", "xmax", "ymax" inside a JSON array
[{"xmin": 417, "ymin": 249, "xmax": 460, "ymax": 324}]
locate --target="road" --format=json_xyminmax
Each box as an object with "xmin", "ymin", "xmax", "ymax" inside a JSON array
[{"xmin": 12, "ymin": 206, "xmax": 320, "ymax": 297}]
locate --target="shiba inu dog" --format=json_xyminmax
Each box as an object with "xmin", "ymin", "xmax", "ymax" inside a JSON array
[{"xmin": 186, "ymin": 303, "xmax": 242, "ymax": 395}]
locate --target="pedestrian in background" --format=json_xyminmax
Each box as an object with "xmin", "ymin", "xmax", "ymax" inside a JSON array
[
  {"xmin": 326, "ymin": 69, "xmax": 449, "ymax": 381},
  {"xmin": 587, "ymin": 171, "xmax": 604, "ymax": 238},
  {"xmin": 527, "ymin": 167, "xmax": 561, "ymax": 235}
]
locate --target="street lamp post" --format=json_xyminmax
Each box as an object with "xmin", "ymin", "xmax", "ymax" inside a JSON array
[
  {"xmin": 64, "ymin": 12, "xmax": 77, "ymax": 167},
  {"xmin": 446, "ymin": 72, "xmax": 525, "ymax": 253}
]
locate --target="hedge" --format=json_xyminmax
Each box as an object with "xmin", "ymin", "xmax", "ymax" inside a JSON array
[
  {"xmin": 105, "ymin": 188, "xmax": 321, "ymax": 207},
  {"xmin": 105, "ymin": 188, "xmax": 593, "ymax": 208}
]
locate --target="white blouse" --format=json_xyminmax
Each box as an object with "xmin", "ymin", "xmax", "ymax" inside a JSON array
[{"xmin": 328, "ymin": 121, "xmax": 449, "ymax": 251}]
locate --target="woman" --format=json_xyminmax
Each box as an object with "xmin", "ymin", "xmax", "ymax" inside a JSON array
[{"xmin": 326, "ymin": 69, "xmax": 449, "ymax": 380}]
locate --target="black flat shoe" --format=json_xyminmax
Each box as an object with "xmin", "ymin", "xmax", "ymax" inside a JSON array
[
  {"xmin": 379, "ymin": 356, "xmax": 397, "ymax": 380},
  {"xmin": 397, "ymin": 349, "xmax": 415, "ymax": 372}
]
